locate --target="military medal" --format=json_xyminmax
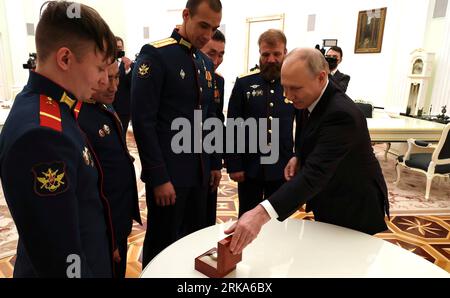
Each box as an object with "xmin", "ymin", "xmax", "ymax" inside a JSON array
[
  {"xmin": 214, "ymin": 84, "xmax": 220, "ymax": 103},
  {"xmin": 103, "ymin": 125, "xmax": 110, "ymax": 135},
  {"xmin": 82, "ymin": 147, "xmax": 94, "ymax": 167},
  {"xmin": 205, "ymin": 71, "xmax": 212, "ymax": 88},
  {"xmin": 246, "ymin": 92, "xmax": 251, "ymax": 100}
]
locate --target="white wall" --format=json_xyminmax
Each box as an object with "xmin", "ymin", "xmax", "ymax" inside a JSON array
[
  {"xmin": 1, "ymin": 0, "xmax": 449, "ymax": 114},
  {"xmin": 0, "ymin": 0, "xmax": 13, "ymax": 101}
]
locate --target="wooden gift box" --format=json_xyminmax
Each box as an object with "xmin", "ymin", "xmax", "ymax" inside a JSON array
[{"xmin": 195, "ymin": 235, "xmax": 242, "ymax": 278}]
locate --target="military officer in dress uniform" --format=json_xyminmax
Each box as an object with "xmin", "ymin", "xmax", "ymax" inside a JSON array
[
  {"xmin": 131, "ymin": 0, "xmax": 222, "ymax": 266},
  {"xmin": 226, "ymin": 29, "xmax": 296, "ymax": 217},
  {"xmin": 0, "ymin": 1, "xmax": 117, "ymax": 277},
  {"xmin": 76, "ymin": 62, "xmax": 142, "ymax": 278},
  {"xmin": 201, "ymin": 29, "xmax": 226, "ymax": 226}
]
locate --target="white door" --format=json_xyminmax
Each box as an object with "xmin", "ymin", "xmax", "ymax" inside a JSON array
[{"xmin": 245, "ymin": 15, "xmax": 285, "ymax": 73}]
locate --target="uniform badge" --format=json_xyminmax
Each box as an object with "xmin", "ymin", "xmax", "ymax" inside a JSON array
[
  {"xmin": 252, "ymin": 90, "xmax": 257, "ymax": 97},
  {"xmin": 250, "ymin": 85, "xmax": 260, "ymax": 89},
  {"xmin": 99, "ymin": 125, "xmax": 111, "ymax": 137},
  {"xmin": 32, "ymin": 162, "xmax": 68, "ymax": 196},
  {"xmin": 138, "ymin": 62, "xmax": 150, "ymax": 78},
  {"xmin": 103, "ymin": 125, "xmax": 111, "ymax": 135},
  {"xmin": 214, "ymin": 87, "xmax": 221, "ymax": 103},
  {"xmin": 82, "ymin": 147, "xmax": 94, "ymax": 167},
  {"xmin": 284, "ymin": 98, "xmax": 293, "ymax": 104},
  {"xmin": 180, "ymin": 69, "xmax": 186, "ymax": 80},
  {"xmin": 205, "ymin": 71, "xmax": 213, "ymax": 88},
  {"xmin": 246, "ymin": 92, "xmax": 251, "ymax": 100},
  {"xmin": 45, "ymin": 97, "xmax": 55, "ymax": 106},
  {"xmin": 255, "ymin": 90, "xmax": 264, "ymax": 96}
]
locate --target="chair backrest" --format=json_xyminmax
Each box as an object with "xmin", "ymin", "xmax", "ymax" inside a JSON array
[
  {"xmin": 432, "ymin": 123, "xmax": 450, "ymax": 164},
  {"xmin": 355, "ymin": 102, "xmax": 373, "ymax": 118}
]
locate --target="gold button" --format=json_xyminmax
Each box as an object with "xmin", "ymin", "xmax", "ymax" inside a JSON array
[
  {"xmin": 268, "ymin": 142, "xmax": 271, "ymax": 146},
  {"xmin": 269, "ymin": 130, "xmax": 272, "ymax": 134},
  {"xmin": 270, "ymin": 90, "xmax": 275, "ymax": 94},
  {"xmin": 270, "ymin": 102, "xmax": 274, "ymax": 107},
  {"xmin": 269, "ymin": 116, "xmax": 273, "ymax": 121}
]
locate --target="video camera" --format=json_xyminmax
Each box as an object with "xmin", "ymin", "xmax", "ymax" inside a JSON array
[
  {"xmin": 23, "ymin": 53, "xmax": 37, "ymax": 70},
  {"xmin": 117, "ymin": 50, "xmax": 125, "ymax": 59}
]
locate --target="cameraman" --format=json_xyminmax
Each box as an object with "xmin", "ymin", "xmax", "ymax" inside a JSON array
[
  {"xmin": 113, "ymin": 36, "xmax": 134, "ymax": 135},
  {"xmin": 326, "ymin": 46, "xmax": 350, "ymax": 92}
]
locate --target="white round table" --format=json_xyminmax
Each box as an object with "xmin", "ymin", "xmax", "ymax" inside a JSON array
[{"xmin": 141, "ymin": 219, "xmax": 449, "ymax": 278}]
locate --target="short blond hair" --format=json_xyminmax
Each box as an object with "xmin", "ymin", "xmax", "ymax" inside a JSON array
[{"xmin": 285, "ymin": 48, "xmax": 329, "ymax": 76}]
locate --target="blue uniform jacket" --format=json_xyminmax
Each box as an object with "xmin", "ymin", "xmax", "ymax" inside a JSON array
[
  {"xmin": 112, "ymin": 61, "xmax": 133, "ymax": 133},
  {"xmin": 226, "ymin": 70, "xmax": 296, "ymax": 181},
  {"xmin": 207, "ymin": 73, "xmax": 225, "ymax": 170},
  {"xmin": 131, "ymin": 29, "xmax": 220, "ymax": 188},
  {"xmin": 0, "ymin": 71, "xmax": 113, "ymax": 277},
  {"xmin": 77, "ymin": 102, "xmax": 142, "ymax": 241}
]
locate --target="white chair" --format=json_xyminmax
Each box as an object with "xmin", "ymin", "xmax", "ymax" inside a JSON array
[{"xmin": 394, "ymin": 123, "xmax": 450, "ymax": 200}]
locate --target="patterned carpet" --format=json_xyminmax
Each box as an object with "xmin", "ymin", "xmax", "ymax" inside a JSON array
[{"xmin": 0, "ymin": 135, "xmax": 449, "ymax": 277}]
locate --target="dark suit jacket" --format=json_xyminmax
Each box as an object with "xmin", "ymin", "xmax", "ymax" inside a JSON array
[
  {"xmin": 331, "ymin": 69, "xmax": 350, "ymax": 92},
  {"xmin": 268, "ymin": 81, "xmax": 389, "ymax": 235}
]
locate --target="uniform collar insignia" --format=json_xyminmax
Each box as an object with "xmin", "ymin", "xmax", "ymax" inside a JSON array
[
  {"xmin": 27, "ymin": 71, "xmax": 79, "ymax": 109},
  {"xmin": 60, "ymin": 92, "xmax": 76, "ymax": 109},
  {"xmin": 179, "ymin": 38, "xmax": 192, "ymax": 50},
  {"xmin": 250, "ymin": 85, "xmax": 260, "ymax": 89},
  {"xmin": 172, "ymin": 29, "xmax": 194, "ymax": 51}
]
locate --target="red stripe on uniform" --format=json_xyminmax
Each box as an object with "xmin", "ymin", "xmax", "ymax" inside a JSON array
[
  {"xmin": 39, "ymin": 95, "xmax": 62, "ymax": 132},
  {"xmin": 73, "ymin": 101, "xmax": 83, "ymax": 120}
]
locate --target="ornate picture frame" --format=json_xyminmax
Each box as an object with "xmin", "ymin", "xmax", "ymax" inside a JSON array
[{"xmin": 354, "ymin": 7, "xmax": 387, "ymax": 53}]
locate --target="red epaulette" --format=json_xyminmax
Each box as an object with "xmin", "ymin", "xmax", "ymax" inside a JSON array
[{"xmin": 39, "ymin": 95, "xmax": 62, "ymax": 132}]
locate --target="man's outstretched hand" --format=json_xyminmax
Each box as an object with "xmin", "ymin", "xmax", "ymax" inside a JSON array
[{"xmin": 224, "ymin": 204, "xmax": 271, "ymax": 255}]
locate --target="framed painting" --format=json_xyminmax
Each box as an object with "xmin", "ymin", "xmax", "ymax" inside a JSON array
[{"xmin": 354, "ymin": 7, "xmax": 387, "ymax": 53}]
